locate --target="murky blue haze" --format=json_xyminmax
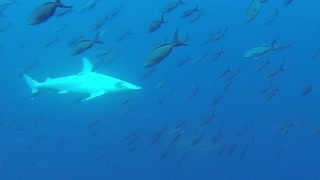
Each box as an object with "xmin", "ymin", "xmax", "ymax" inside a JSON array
[{"xmin": 1, "ymin": 0, "xmax": 320, "ymax": 179}]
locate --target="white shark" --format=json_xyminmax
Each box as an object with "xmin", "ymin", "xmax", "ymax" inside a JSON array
[{"xmin": 23, "ymin": 57, "xmax": 142, "ymax": 101}]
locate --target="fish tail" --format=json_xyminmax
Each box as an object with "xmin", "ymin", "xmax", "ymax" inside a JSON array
[
  {"xmin": 279, "ymin": 64, "xmax": 287, "ymax": 71},
  {"xmin": 55, "ymin": 0, "xmax": 72, "ymax": 8},
  {"xmin": 23, "ymin": 74, "xmax": 40, "ymax": 94},
  {"xmin": 161, "ymin": 13, "xmax": 167, "ymax": 23},
  {"xmin": 270, "ymin": 39, "xmax": 278, "ymax": 50},
  {"xmin": 172, "ymin": 30, "xmax": 188, "ymax": 47},
  {"xmin": 94, "ymin": 32, "xmax": 104, "ymax": 44}
]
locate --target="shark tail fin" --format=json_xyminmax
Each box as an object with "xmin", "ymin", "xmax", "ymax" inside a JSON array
[{"xmin": 23, "ymin": 74, "xmax": 39, "ymax": 94}]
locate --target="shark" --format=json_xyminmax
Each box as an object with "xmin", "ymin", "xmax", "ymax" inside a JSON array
[{"xmin": 23, "ymin": 57, "xmax": 142, "ymax": 101}]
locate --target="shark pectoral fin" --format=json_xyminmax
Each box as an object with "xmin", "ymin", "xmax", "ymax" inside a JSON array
[
  {"xmin": 82, "ymin": 91, "xmax": 105, "ymax": 101},
  {"xmin": 58, "ymin": 90, "xmax": 68, "ymax": 94}
]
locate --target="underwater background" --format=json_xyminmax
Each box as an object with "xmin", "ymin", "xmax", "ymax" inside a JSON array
[{"xmin": 1, "ymin": 0, "xmax": 320, "ymax": 179}]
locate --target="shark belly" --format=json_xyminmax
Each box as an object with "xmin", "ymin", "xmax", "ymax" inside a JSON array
[{"xmin": 40, "ymin": 74, "xmax": 115, "ymax": 94}]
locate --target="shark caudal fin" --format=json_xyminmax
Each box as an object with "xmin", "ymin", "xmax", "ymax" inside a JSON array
[{"xmin": 23, "ymin": 74, "xmax": 40, "ymax": 94}]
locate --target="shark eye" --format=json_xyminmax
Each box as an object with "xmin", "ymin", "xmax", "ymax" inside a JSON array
[{"xmin": 114, "ymin": 82, "xmax": 125, "ymax": 88}]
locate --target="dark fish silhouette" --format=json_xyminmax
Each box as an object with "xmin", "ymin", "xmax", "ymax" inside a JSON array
[
  {"xmin": 70, "ymin": 33, "xmax": 103, "ymax": 56},
  {"xmin": 28, "ymin": 0, "xmax": 71, "ymax": 25},
  {"xmin": 162, "ymin": 0, "xmax": 185, "ymax": 14},
  {"xmin": 145, "ymin": 30, "xmax": 187, "ymax": 67}
]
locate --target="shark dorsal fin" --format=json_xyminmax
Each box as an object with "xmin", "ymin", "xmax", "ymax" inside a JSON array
[{"xmin": 82, "ymin": 57, "xmax": 93, "ymax": 73}]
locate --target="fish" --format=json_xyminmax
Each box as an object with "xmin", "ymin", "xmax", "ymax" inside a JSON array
[
  {"xmin": 193, "ymin": 51, "xmax": 209, "ymax": 63},
  {"xmin": 87, "ymin": 119, "xmax": 99, "ymax": 129},
  {"xmin": 92, "ymin": 13, "xmax": 110, "ymax": 31},
  {"xmin": 191, "ymin": 133, "xmax": 204, "ymax": 146},
  {"xmin": 155, "ymin": 80, "xmax": 167, "ymax": 89},
  {"xmin": 202, "ymin": 112, "xmax": 215, "ymax": 126},
  {"xmin": 0, "ymin": 0, "xmax": 15, "ymax": 8},
  {"xmin": 95, "ymin": 48, "xmax": 112, "ymax": 57},
  {"xmin": 17, "ymin": 60, "xmax": 38, "ymax": 77},
  {"xmin": 70, "ymin": 33, "xmax": 103, "ymax": 56},
  {"xmin": 68, "ymin": 34, "xmax": 83, "ymax": 46},
  {"xmin": 100, "ymin": 51, "xmax": 119, "ymax": 65},
  {"xmin": 260, "ymin": 81, "xmax": 275, "ymax": 94},
  {"xmin": 176, "ymin": 54, "xmax": 191, "ymax": 67},
  {"xmin": 211, "ymin": 94, "xmax": 223, "ymax": 107},
  {"xmin": 109, "ymin": 2, "xmax": 124, "ymax": 19},
  {"xmin": 218, "ymin": 66, "xmax": 231, "ymax": 79},
  {"xmin": 282, "ymin": 0, "xmax": 293, "ymax": 7},
  {"xmin": 89, "ymin": 56, "xmax": 103, "ymax": 72},
  {"xmin": 0, "ymin": 22, "xmax": 11, "ymax": 32},
  {"xmin": 150, "ymin": 126, "xmax": 167, "ymax": 145},
  {"xmin": 211, "ymin": 126, "xmax": 224, "ymax": 144},
  {"xmin": 186, "ymin": 85, "xmax": 200, "ymax": 101},
  {"xmin": 157, "ymin": 96, "xmax": 166, "ymax": 105},
  {"xmin": 278, "ymin": 118, "xmax": 294, "ymax": 135},
  {"xmin": 159, "ymin": 149, "xmax": 170, "ymax": 160},
  {"xmin": 42, "ymin": 36, "xmax": 59, "ymax": 48},
  {"xmin": 211, "ymin": 48, "xmax": 225, "ymax": 61},
  {"xmin": 116, "ymin": 29, "xmax": 131, "ymax": 42},
  {"xmin": 54, "ymin": 25, "xmax": 66, "ymax": 32},
  {"xmin": 309, "ymin": 49, "xmax": 320, "ymax": 61},
  {"xmin": 228, "ymin": 143, "xmax": 238, "ymax": 155},
  {"xmin": 234, "ymin": 124, "xmax": 249, "ymax": 137},
  {"xmin": 245, "ymin": 0, "xmax": 263, "ymax": 22},
  {"xmin": 265, "ymin": 85, "xmax": 280, "ymax": 101},
  {"xmin": 203, "ymin": 27, "xmax": 228, "ymax": 44},
  {"xmin": 239, "ymin": 145, "xmax": 248, "ymax": 160},
  {"xmin": 312, "ymin": 128, "xmax": 320, "ymax": 136},
  {"xmin": 148, "ymin": 13, "xmax": 166, "ymax": 33},
  {"xmin": 23, "ymin": 57, "xmax": 141, "ymax": 101},
  {"xmin": 162, "ymin": 0, "xmax": 184, "ymax": 14},
  {"xmin": 181, "ymin": 6, "xmax": 199, "ymax": 18},
  {"xmin": 265, "ymin": 9, "xmax": 279, "ymax": 26},
  {"xmin": 145, "ymin": 30, "xmax": 187, "ymax": 67},
  {"xmin": 225, "ymin": 66, "xmax": 241, "ymax": 82},
  {"xmin": 189, "ymin": 9, "xmax": 205, "ymax": 23},
  {"xmin": 255, "ymin": 59, "xmax": 271, "ymax": 72},
  {"xmin": 300, "ymin": 86, "xmax": 312, "ymax": 96},
  {"xmin": 28, "ymin": 0, "xmax": 71, "ymax": 25},
  {"xmin": 0, "ymin": 10, "xmax": 6, "ymax": 17},
  {"xmin": 243, "ymin": 39, "xmax": 279, "ymax": 59},
  {"xmin": 80, "ymin": 0, "xmax": 97, "ymax": 13},
  {"xmin": 176, "ymin": 154, "xmax": 186, "ymax": 167},
  {"xmin": 140, "ymin": 68, "xmax": 156, "ymax": 80},
  {"xmin": 265, "ymin": 64, "xmax": 286, "ymax": 79},
  {"xmin": 54, "ymin": 5, "xmax": 73, "ymax": 17}
]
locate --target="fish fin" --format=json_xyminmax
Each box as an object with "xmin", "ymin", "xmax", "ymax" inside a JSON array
[
  {"xmin": 58, "ymin": 90, "xmax": 68, "ymax": 94},
  {"xmin": 172, "ymin": 29, "xmax": 188, "ymax": 47},
  {"xmin": 160, "ymin": 13, "xmax": 167, "ymax": 23},
  {"xmin": 45, "ymin": 77, "xmax": 51, "ymax": 81},
  {"xmin": 270, "ymin": 39, "xmax": 278, "ymax": 49},
  {"xmin": 23, "ymin": 74, "xmax": 40, "ymax": 94},
  {"xmin": 94, "ymin": 32, "xmax": 104, "ymax": 44},
  {"xmin": 82, "ymin": 91, "xmax": 105, "ymax": 101},
  {"xmin": 55, "ymin": 0, "xmax": 72, "ymax": 8},
  {"xmin": 81, "ymin": 57, "xmax": 93, "ymax": 73}
]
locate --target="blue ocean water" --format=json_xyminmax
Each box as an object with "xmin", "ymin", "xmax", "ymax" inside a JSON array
[{"xmin": 1, "ymin": 0, "xmax": 320, "ymax": 179}]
